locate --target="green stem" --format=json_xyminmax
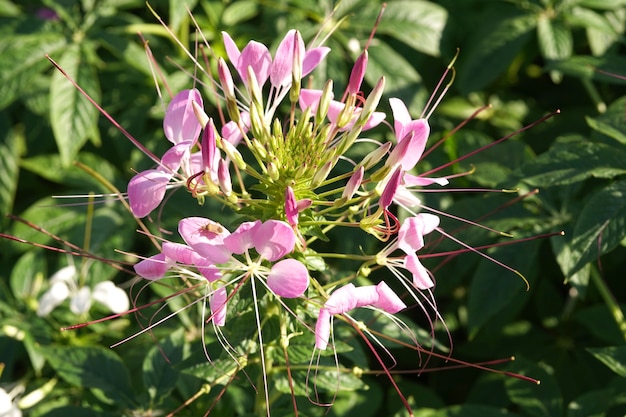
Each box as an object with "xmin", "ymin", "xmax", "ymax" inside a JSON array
[{"xmin": 590, "ymin": 266, "xmax": 626, "ymax": 342}]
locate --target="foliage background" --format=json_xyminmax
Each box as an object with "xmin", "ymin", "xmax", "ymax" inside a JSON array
[{"xmin": 1, "ymin": 0, "xmax": 626, "ymax": 416}]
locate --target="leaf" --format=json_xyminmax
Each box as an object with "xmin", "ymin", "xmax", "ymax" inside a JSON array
[
  {"xmin": 410, "ymin": 405, "xmax": 517, "ymax": 417},
  {"xmin": 519, "ymin": 138, "xmax": 626, "ymax": 186},
  {"xmin": 574, "ymin": 0, "xmax": 626, "ymax": 9},
  {"xmin": 0, "ymin": 114, "xmax": 21, "ymax": 216},
  {"xmin": 457, "ymin": 11, "xmax": 536, "ymax": 94},
  {"xmin": 222, "ymin": 0, "xmax": 259, "ymax": 26},
  {"xmin": 546, "ymin": 55, "xmax": 626, "ymax": 84},
  {"xmin": 49, "ymin": 43, "xmax": 101, "ymax": 166},
  {"xmin": 376, "ymin": 0, "xmax": 448, "ymax": 56},
  {"xmin": 0, "ymin": 0, "xmax": 19, "ymax": 16},
  {"xmin": 0, "ymin": 33, "xmax": 67, "ymax": 109},
  {"xmin": 505, "ymin": 358, "xmax": 563, "ymax": 417},
  {"xmin": 43, "ymin": 345, "xmax": 135, "ymax": 407},
  {"xmin": 588, "ymin": 346, "xmax": 626, "ymax": 377},
  {"xmin": 467, "ymin": 240, "xmax": 540, "ymax": 332},
  {"xmin": 567, "ymin": 389, "xmax": 614, "ymax": 417},
  {"xmin": 142, "ymin": 328, "xmax": 185, "ymax": 401},
  {"xmin": 537, "ymin": 16, "xmax": 573, "ymax": 61},
  {"xmin": 10, "ymin": 251, "xmax": 46, "ymax": 301},
  {"xmin": 568, "ymin": 180, "xmax": 626, "ymax": 275},
  {"xmin": 363, "ymin": 40, "xmax": 424, "ymax": 105},
  {"xmin": 587, "ymin": 96, "xmax": 626, "ymax": 145}
]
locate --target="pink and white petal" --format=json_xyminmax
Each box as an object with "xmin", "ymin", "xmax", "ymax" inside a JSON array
[
  {"xmin": 163, "ymin": 89, "xmax": 203, "ymax": 145},
  {"xmin": 285, "ymin": 186, "xmax": 298, "ymax": 226},
  {"xmin": 194, "ymin": 258, "xmax": 222, "ymax": 282},
  {"xmin": 360, "ymin": 111, "xmax": 386, "ymax": 131},
  {"xmin": 352, "ymin": 285, "xmax": 379, "ymax": 309},
  {"xmin": 324, "ymin": 284, "xmax": 358, "ymax": 315},
  {"xmin": 127, "ymin": 170, "xmax": 171, "ymax": 218},
  {"xmin": 238, "ymin": 41, "xmax": 272, "ymax": 86},
  {"xmin": 270, "ymin": 29, "xmax": 304, "ymax": 88},
  {"xmin": 404, "ymin": 253, "xmax": 434, "ymax": 290},
  {"xmin": 224, "ymin": 220, "xmax": 261, "ymax": 254},
  {"xmin": 315, "ymin": 308, "xmax": 331, "ymax": 350},
  {"xmin": 298, "ymin": 88, "xmax": 324, "ymax": 112},
  {"xmin": 162, "ymin": 241, "xmax": 197, "ymax": 265},
  {"xmin": 373, "ymin": 281, "xmax": 407, "ymax": 314},
  {"xmin": 37, "ymin": 281, "xmax": 70, "ymax": 317},
  {"xmin": 403, "ymin": 172, "xmax": 449, "ymax": 187},
  {"xmin": 178, "ymin": 217, "xmax": 232, "ymax": 264},
  {"xmin": 209, "ymin": 286, "xmax": 228, "ymax": 326},
  {"xmin": 222, "ymin": 31, "xmax": 241, "ymax": 65},
  {"xmin": 392, "ymin": 185, "xmax": 422, "ymax": 208},
  {"xmin": 159, "ymin": 141, "xmax": 192, "ymax": 172},
  {"xmin": 420, "ymin": 213, "xmax": 440, "ymax": 235},
  {"xmin": 253, "ymin": 220, "xmax": 296, "ymax": 261},
  {"xmin": 134, "ymin": 253, "xmax": 169, "ymax": 280},
  {"xmin": 389, "ymin": 97, "xmax": 412, "ymax": 140},
  {"xmin": 267, "ymin": 258, "xmax": 309, "ymax": 298},
  {"xmin": 398, "ymin": 216, "xmax": 427, "ymax": 253},
  {"xmin": 303, "ymin": 46, "xmax": 330, "ymax": 76},
  {"xmin": 92, "ymin": 281, "xmax": 130, "ymax": 314}
]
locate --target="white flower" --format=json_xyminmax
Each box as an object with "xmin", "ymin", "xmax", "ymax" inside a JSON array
[
  {"xmin": 0, "ymin": 387, "xmax": 21, "ymax": 417},
  {"xmin": 37, "ymin": 265, "xmax": 129, "ymax": 317}
]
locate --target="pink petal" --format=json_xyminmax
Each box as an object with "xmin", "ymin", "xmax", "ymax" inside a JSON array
[
  {"xmin": 238, "ymin": 41, "xmax": 271, "ymax": 86},
  {"xmin": 389, "ymin": 97, "xmax": 412, "ymax": 140},
  {"xmin": 270, "ymin": 29, "xmax": 305, "ymax": 88},
  {"xmin": 347, "ymin": 50, "xmax": 368, "ymax": 95},
  {"xmin": 209, "ymin": 286, "xmax": 227, "ymax": 326},
  {"xmin": 352, "ymin": 285, "xmax": 379, "ymax": 308},
  {"xmin": 303, "ymin": 47, "xmax": 330, "ymax": 77},
  {"xmin": 285, "ymin": 186, "xmax": 298, "ymax": 226},
  {"xmin": 403, "ymin": 172, "xmax": 449, "ymax": 187},
  {"xmin": 134, "ymin": 253, "xmax": 169, "ymax": 280},
  {"xmin": 380, "ymin": 167, "xmax": 402, "ymax": 210},
  {"xmin": 160, "ymin": 141, "xmax": 192, "ymax": 172},
  {"xmin": 178, "ymin": 217, "xmax": 232, "ymax": 264},
  {"xmin": 342, "ymin": 166, "xmax": 364, "ymax": 200},
  {"xmin": 221, "ymin": 31, "xmax": 241, "ymax": 67},
  {"xmin": 201, "ymin": 118, "xmax": 218, "ymax": 174},
  {"xmin": 373, "ymin": 281, "xmax": 406, "ymax": 313},
  {"xmin": 324, "ymin": 284, "xmax": 358, "ymax": 315},
  {"xmin": 127, "ymin": 169, "xmax": 171, "ymax": 218},
  {"xmin": 315, "ymin": 308, "xmax": 331, "ymax": 350},
  {"xmin": 267, "ymin": 258, "xmax": 309, "ymax": 298},
  {"xmin": 162, "ymin": 242, "xmax": 196, "ymax": 265},
  {"xmin": 224, "ymin": 220, "xmax": 261, "ymax": 254},
  {"xmin": 253, "ymin": 220, "xmax": 296, "ymax": 261},
  {"xmin": 298, "ymin": 88, "xmax": 324, "ymax": 112},
  {"xmin": 193, "ymin": 257, "xmax": 222, "ymax": 282},
  {"xmin": 163, "ymin": 89, "xmax": 203, "ymax": 145},
  {"xmin": 404, "ymin": 253, "xmax": 434, "ymax": 289},
  {"xmin": 360, "ymin": 111, "xmax": 386, "ymax": 131},
  {"xmin": 397, "ymin": 213, "xmax": 439, "ymax": 254}
]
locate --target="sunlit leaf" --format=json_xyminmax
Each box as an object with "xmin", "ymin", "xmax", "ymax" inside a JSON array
[
  {"xmin": 50, "ymin": 43, "xmax": 101, "ymax": 166},
  {"xmin": 43, "ymin": 345, "xmax": 135, "ymax": 407},
  {"xmin": 568, "ymin": 180, "xmax": 626, "ymax": 275},
  {"xmin": 588, "ymin": 346, "xmax": 626, "ymax": 377},
  {"xmin": 376, "ymin": 0, "xmax": 448, "ymax": 57}
]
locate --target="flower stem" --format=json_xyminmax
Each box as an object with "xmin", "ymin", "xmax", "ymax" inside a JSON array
[{"xmin": 590, "ymin": 266, "xmax": 626, "ymax": 342}]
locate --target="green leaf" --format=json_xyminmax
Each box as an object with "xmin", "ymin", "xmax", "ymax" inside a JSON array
[
  {"xmin": 0, "ymin": 0, "xmax": 19, "ymax": 16},
  {"xmin": 0, "ymin": 115, "xmax": 20, "ymax": 216},
  {"xmin": 567, "ymin": 389, "xmax": 614, "ymax": 417},
  {"xmin": 505, "ymin": 358, "xmax": 563, "ymax": 417},
  {"xmin": 10, "ymin": 251, "xmax": 46, "ymax": 301},
  {"xmin": 376, "ymin": 0, "xmax": 447, "ymax": 57},
  {"xmin": 587, "ymin": 96, "xmax": 626, "ymax": 145},
  {"xmin": 0, "ymin": 33, "xmax": 67, "ymax": 109},
  {"xmin": 43, "ymin": 345, "xmax": 135, "ymax": 407},
  {"xmin": 410, "ymin": 405, "xmax": 517, "ymax": 417},
  {"xmin": 574, "ymin": 0, "xmax": 626, "ymax": 9},
  {"xmin": 457, "ymin": 11, "xmax": 536, "ymax": 93},
  {"xmin": 364, "ymin": 40, "xmax": 423, "ymax": 103},
  {"xmin": 222, "ymin": 0, "xmax": 259, "ymax": 26},
  {"xmin": 467, "ymin": 240, "xmax": 539, "ymax": 332},
  {"xmin": 568, "ymin": 180, "xmax": 626, "ymax": 275},
  {"xmin": 519, "ymin": 138, "xmax": 626, "ymax": 186},
  {"xmin": 142, "ymin": 328, "xmax": 185, "ymax": 402},
  {"xmin": 49, "ymin": 43, "xmax": 101, "ymax": 166},
  {"xmin": 537, "ymin": 16, "xmax": 573, "ymax": 61},
  {"xmin": 588, "ymin": 346, "xmax": 626, "ymax": 377},
  {"xmin": 546, "ymin": 55, "xmax": 626, "ymax": 84}
]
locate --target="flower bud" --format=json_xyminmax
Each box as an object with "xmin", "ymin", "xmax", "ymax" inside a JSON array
[
  {"xmin": 361, "ymin": 141, "xmax": 391, "ymax": 170},
  {"xmin": 316, "ymin": 80, "xmax": 333, "ymax": 123},
  {"xmin": 347, "ymin": 50, "xmax": 368, "ymax": 95},
  {"xmin": 218, "ymin": 137, "xmax": 246, "ymax": 170}
]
